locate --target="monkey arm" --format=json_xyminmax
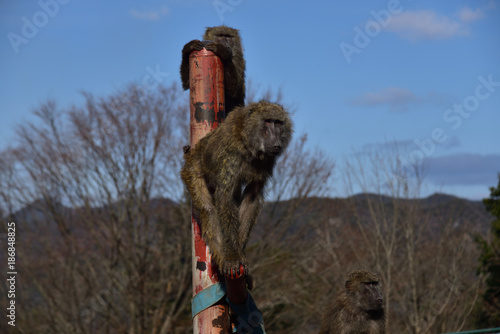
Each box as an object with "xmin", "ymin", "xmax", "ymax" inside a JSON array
[
  {"xmin": 211, "ymin": 160, "xmax": 248, "ymax": 275},
  {"xmin": 204, "ymin": 42, "xmax": 232, "ymax": 61},
  {"xmin": 180, "ymin": 39, "xmax": 205, "ymax": 90},
  {"xmin": 181, "ymin": 151, "xmax": 223, "ymax": 258},
  {"xmin": 238, "ymin": 181, "xmax": 264, "ymax": 253},
  {"xmin": 222, "ymin": 61, "xmax": 239, "ymax": 95},
  {"xmin": 204, "ymin": 42, "xmax": 243, "ymax": 102},
  {"xmin": 191, "ymin": 176, "xmax": 223, "ymax": 259}
]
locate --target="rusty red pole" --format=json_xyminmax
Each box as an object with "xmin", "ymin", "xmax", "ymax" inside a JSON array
[{"xmin": 188, "ymin": 48, "xmax": 230, "ymax": 333}]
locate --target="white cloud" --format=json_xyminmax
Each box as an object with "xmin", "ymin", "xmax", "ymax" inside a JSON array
[
  {"xmin": 350, "ymin": 87, "xmax": 419, "ymax": 112},
  {"xmin": 424, "ymin": 153, "xmax": 500, "ymax": 186},
  {"xmin": 349, "ymin": 88, "xmax": 455, "ymax": 112},
  {"xmin": 130, "ymin": 6, "xmax": 168, "ymax": 21},
  {"xmin": 384, "ymin": 10, "xmax": 468, "ymax": 40},
  {"xmin": 458, "ymin": 7, "xmax": 485, "ymax": 22}
]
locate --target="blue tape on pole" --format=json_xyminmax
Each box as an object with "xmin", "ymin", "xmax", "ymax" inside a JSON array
[
  {"xmin": 227, "ymin": 293, "xmax": 266, "ymax": 334},
  {"xmin": 191, "ymin": 282, "xmax": 227, "ymax": 318}
]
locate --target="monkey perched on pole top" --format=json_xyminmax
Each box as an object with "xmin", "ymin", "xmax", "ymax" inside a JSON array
[
  {"xmin": 180, "ymin": 25, "xmax": 245, "ymax": 115},
  {"xmin": 181, "ymin": 101, "xmax": 293, "ymax": 277},
  {"xmin": 319, "ymin": 269, "xmax": 386, "ymax": 334}
]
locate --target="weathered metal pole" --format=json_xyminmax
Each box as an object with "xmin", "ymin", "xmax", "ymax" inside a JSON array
[{"xmin": 188, "ymin": 48, "xmax": 230, "ymax": 333}]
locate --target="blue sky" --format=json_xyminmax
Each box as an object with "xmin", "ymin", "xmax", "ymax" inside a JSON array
[{"xmin": 1, "ymin": 0, "xmax": 499, "ymax": 200}]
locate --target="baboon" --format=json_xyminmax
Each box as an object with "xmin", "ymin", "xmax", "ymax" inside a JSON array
[
  {"xmin": 181, "ymin": 101, "xmax": 292, "ymax": 276},
  {"xmin": 319, "ymin": 269, "xmax": 386, "ymax": 334},
  {"xmin": 180, "ymin": 25, "xmax": 245, "ymax": 115}
]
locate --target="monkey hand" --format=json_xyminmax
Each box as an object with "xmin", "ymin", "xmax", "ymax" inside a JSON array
[
  {"xmin": 182, "ymin": 39, "xmax": 205, "ymax": 58},
  {"xmin": 204, "ymin": 42, "xmax": 232, "ymax": 61},
  {"xmin": 222, "ymin": 261, "xmax": 247, "ymax": 279},
  {"xmin": 225, "ymin": 265, "xmax": 255, "ymax": 290}
]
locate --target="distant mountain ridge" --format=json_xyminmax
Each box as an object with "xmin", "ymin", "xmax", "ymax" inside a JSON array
[{"xmin": 3, "ymin": 192, "xmax": 492, "ymax": 240}]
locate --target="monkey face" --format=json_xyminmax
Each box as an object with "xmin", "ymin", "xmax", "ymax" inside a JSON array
[
  {"xmin": 204, "ymin": 27, "xmax": 239, "ymax": 50},
  {"xmin": 262, "ymin": 119, "xmax": 285, "ymax": 156},
  {"xmin": 360, "ymin": 281, "xmax": 384, "ymax": 311},
  {"xmin": 215, "ymin": 34, "xmax": 236, "ymax": 49},
  {"xmin": 242, "ymin": 101, "xmax": 292, "ymax": 159}
]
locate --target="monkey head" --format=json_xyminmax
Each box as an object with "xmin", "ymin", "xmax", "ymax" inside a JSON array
[
  {"xmin": 346, "ymin": 269, "xmax": 384, "ymax": 312},
  {"xmin": 240, "ymin": 101, "xmax": 293, "ymax": 160},
  {"xmin": 203, "ymin": 26, "xmax": 240, "ymax": 50}
]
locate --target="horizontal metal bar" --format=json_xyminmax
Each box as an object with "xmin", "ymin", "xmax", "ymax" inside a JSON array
[{"xmin": 441, "ymin": 328, "xmax": 500, "ymax": 334}]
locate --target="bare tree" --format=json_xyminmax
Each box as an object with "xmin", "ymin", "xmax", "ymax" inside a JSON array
[
  {"xmin": 0, "ymin": 82, "xmax": 337, "ymax": 334},
  {"xmin": 0, "ymin": 83, "xmax": 193, "ymax": 334},
  {"xmin": 329, "ymin": 143, "xmax": 484, "ymax": 333},
  {"xmin": 2, "ymin": 83, "xmax": 484, "ymax": 334}
]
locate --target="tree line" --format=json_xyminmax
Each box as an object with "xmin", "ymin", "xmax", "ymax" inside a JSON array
[{"xmin": 0, "ymin": 82, "xmax": 498, "ymax": 333}]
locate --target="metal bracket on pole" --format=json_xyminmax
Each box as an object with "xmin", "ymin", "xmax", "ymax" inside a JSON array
[
  {"xmin": 191, "ymin": 282, "xmax": 226, "ymax": 318},
  {"xmin": 191, "ymin": 282, "xmax": 266, "ymax": 334}
]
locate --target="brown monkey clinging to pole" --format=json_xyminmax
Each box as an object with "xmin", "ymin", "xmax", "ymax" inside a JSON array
[
  {"xmin": 181, "ymin": 101, "xmax": 293, "ymax": 277},
  {"xmin": 180, "ymin": 25, "xmax": 246, "ymax": 115}
]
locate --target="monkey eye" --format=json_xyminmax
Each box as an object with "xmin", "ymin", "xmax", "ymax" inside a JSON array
[
  {"xmin": 364, "ymin": 281, "xmax": 378, "ymax": 286},
  {"xmin": 264, "ymin": 119, "xmax": 283, "ymax": 126}
]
